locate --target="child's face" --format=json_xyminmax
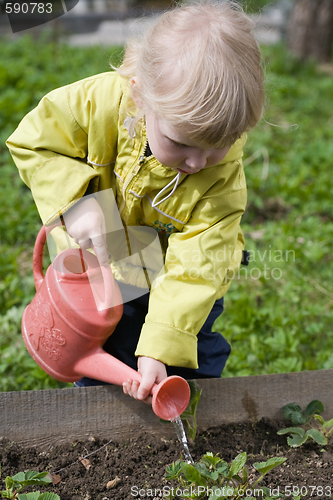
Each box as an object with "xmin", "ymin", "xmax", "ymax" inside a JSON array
[{"xmin": 145, "ymin": 112, "xmax": 230, "ymax": 174}]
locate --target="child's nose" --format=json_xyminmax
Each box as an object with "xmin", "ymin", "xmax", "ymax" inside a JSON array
[{"xmin": 185, "ymin": 150, "xmax": 208, "ymax": 170}]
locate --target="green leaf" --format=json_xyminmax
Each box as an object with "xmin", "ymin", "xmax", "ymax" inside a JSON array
[
  {"xmin": 193, "ymin": 463, "xmax": 218, "ymax": 481},
  {"xmin": 208, "ymin": 487, "xmax": 231, "ymax": 500},
  {"xmin": 322, "ymin": 418, "xmax": 333, "ymax": 430},
  {"xmin": 242, "ymin": 466, "xmax": 248, "ymax": 483},
  {"xmin": 165, "ymin": 462, "xmax": 182, "ymax": 480},
  {"xmin": 189, "ymin": 389, "xmax": 202, "ymax": 412},
  {"xmin": 2, "ymin": 492, "xmax": 12, "ymax": 499},
  {"xmin": 216, "ymin": 463, "xmax": 229, "ymax": 476},
  {"xmin": 261, "ymin": 486, "xmax": 271, "ymax": 495},
  {"xmin": 253, "ymin": 457, "xmax": 286, "ymax": 475},
  {"xmin": 188, "ymin": 426, "xmax": 196, "ymax": 442},
  {"xmin": 12, "ymin": 472, "xmax": 25, "ymax": 482},
  {"xmin": 304, "ymin": 400, "xmax": 324, "ymax": 418},
  {"xmin": 200, "ymin": 452, "xmax": 222, "ymax": 468},
  {"xmin": 306, "ymin": 429, "xmax": 327, "ymax": 446},
  {"xmin": 25, "ymin": 472, "xmax": 51, "ymax": 487},
  {"xmin": 38, "ymin": 493, "xmax": 60, "ymax": 500},
  {"xmin": 180, "ymin": 411, "xmax": 192, "ymax": 419},
  {"xmin": 207, "ymin": 493, "xmax": 220, "ymax": 500},
  {"xmin": 314, "ymin": 415, "xmax": 325, "ymax": 425},
  {"xmin": 277, "ymin": 427, "xmax": 305, "ymax": 437},
  {"xmin": 25, "ymin": 472, "xmax": 49, "ymax": 481},
  {"xmin": 187, "ymin": 381, "xmax": 199, "ymax": 402},
  {"xmin": 4, "ymin": 476, "xmax": 14, "ymax": 491},
  {"xmin": 17, "ymin": 492, "xmax": 40, "ymax": 500},
  {"xmin": 228, "ymin": 452, "xmax": 247, "ymax": 478},
  {"xmin": 180, "ymin": 463, "xmax": 207, "ymax": 487},
  {"xmin": 283, "ymin": 403, "xmax": 302, "ymax": 420},
  {"xmin": 283, "ymin": 403, "xmax": 310, "ymax": 425},
  {"xmin": 11, "ymin": 471, "xmax": 51, "ymax": 489},
  {"xmin": 287, "ymin": 434, "xmax": 308, "ymax": 447}
]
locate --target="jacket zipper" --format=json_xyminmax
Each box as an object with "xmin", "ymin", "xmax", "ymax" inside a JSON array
[{"xmin": 118, "ymin": 139, "xmax": 148, "ymax": 216}]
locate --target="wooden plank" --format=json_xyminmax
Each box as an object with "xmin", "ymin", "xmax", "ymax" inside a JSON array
[
  {"xmin": 1, "ymin": 369, "xmax": 333, "ymax": 448},
  {"xmin": 0, "ymin": 385, "xmax": 172, "ymax": 449},
  {"xmin": 194, "ymin": 369, "xmax": 333, "ymax": 426}
]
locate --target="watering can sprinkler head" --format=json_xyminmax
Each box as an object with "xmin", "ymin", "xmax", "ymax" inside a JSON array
[
  {"xmin": 22, "ymin": 224, "xmax": 191, "ymax": 421},
  {"xmin": 151, "ymin": 375, "xmax": 191, "ymax": 421}
]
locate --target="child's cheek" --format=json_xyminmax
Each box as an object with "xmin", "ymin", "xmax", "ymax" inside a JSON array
[{"xmin": 158, "ymin": 148, "xmax": 177, "ymax": 166}]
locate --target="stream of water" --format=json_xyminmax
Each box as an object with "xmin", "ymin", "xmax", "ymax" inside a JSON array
[{"xmin": 172, "ymin": 416, "xmax": 194, "ymax": 463}]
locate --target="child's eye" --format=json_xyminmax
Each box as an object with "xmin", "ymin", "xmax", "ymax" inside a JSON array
[{"xmin": 169, "ymin": 138, "xmax": 186, "ymax": 148}]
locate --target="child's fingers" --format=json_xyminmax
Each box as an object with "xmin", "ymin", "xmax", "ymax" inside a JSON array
[
  {"xmin": 141, "ymin": 394, "xmax": 153, "ymax": 405},
  {"xmin": 122, "ymin": 380, "xmax": 131, "ymax": 395},
  {"xmin": 123, "ymin": 379, "xmax": 140, "ymax": 398},
  {"xmin": 137, "ymin": 373, "xmax": 155, "ymax": 401},
  {"xmin": 122, "ymin": 380, "xmax": 152, "ymax": 405},
  {"xmin": 91, "ymin": 235, "xmax": 109, "ymax": 266},
  {"xmin": 76, "ymin": 238, "xmax": 91, "ymax": 250}
]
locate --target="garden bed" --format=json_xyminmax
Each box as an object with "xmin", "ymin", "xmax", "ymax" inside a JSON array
[
  {"xmin": 1, "ymin": 420, "xmax": 333, "ymax": 499},
  {"xmin": 1, "ymin": 370, "xmax": 333, "ymax": 499}
]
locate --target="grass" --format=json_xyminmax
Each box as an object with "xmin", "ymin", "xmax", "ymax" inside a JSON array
[
  {"xmin": 243, "ymin": 0, "xmax": 274, "ymax": 13},
  {"xmin": 0, "ymin": 33, "xmax": 124, "ymax": 391},
  {"xmin": 216, "ymin": 44, "xmax": 333, "ymax": 377},
  {"xmin": 0, "ymin": 30, "xmax": 332, "ymax": 390}
]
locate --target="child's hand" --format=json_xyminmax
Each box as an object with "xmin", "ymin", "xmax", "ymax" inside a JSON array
[
  {"xmin": 63, "ymin": 197, "xmax": 109, "ymax": 266},
  {"xmin": 122, "ymin": 356, "xmax": 167, "ymax": 404}
]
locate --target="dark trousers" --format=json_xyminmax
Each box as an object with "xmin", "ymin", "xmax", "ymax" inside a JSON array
[{"xmin": 74, "ymin": 284, "xmax": 230, "ymax": 387}]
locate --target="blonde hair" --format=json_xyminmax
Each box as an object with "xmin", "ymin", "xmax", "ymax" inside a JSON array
[{"xmin": 116, "ymin": 1, "xmax": 265, "ymax": 148}]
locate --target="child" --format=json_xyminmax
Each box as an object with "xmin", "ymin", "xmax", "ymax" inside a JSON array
[{"xmin": 7, "ymin": 1, "xmax": 264, "ymax": 405}]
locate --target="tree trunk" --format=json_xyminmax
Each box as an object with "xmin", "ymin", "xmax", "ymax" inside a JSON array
[{"xmin": 287, "ymin": 0, "xmax": 333, "ymax": 63}]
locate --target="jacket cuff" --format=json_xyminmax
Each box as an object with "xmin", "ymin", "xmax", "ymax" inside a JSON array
[{"xmin": 135, "ymin": 322, "xmax": 198, "ymax": 369}]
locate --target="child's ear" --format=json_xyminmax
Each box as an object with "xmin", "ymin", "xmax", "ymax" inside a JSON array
[{"xmin": 130, "ymin": 77, "xmax": 143, "ymax": 109}]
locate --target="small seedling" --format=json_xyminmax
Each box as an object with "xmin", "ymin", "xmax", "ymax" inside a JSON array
[
  {"xmin": 160, "ymin": 381, "xmax": 202, "ymax": 442},
  {"xmin": 180, "ymin": 381, "xmax": 202, "ymax": 441},
  {"xmin": 165, "ymin": 451, "xmax": 286, "ymax": 499},
  {"xmin": 0, "ymin": 469, "xmax": 60, "ymax": 500},
  {"xmin": 277, "ymin": 400, "xmax": 333, "ymax": 447}
]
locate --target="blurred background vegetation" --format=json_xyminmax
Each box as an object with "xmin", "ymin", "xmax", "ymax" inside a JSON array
[{"xmin": 0, "ymin": 0, "xmax": 332, "ymax": 391}]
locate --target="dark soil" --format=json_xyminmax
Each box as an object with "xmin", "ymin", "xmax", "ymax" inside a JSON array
[{"xmin": 1, "ymin": 419, "xmax": 333, "ymax": 499}]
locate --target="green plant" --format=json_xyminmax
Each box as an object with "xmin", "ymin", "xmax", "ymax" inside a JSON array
[
  {"xmin": 0, "ymin": 469, "xmax": 59, "ymax": 499},
  {"xmin": 165, "ymin": 451, "xmax": 286, "ymax": 499},
  {"xmin": 180, "ymin": 381, "xmax": 202, "ymax": 441},
  {"xmin": 277, "ymin": 400, "xmax": 333, "ymax": 447}
]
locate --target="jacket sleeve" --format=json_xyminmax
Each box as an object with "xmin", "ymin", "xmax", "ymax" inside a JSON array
[
  {"xmin": 6, "ymin": 73, "xmax": 121, "ymax": 225},
  {"xmin": 135, "ymin": 162, "xmax": 247, "ymax": 369}
]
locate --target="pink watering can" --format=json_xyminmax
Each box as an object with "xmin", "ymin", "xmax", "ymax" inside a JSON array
[{"xmin": 22, "ymin": 224, "xmax": 190, "ymax": 421}]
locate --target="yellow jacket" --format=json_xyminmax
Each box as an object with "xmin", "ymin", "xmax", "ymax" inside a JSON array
[{"xmin": 7, "ymin": 71, "xmax": 247, "ymax": 369}]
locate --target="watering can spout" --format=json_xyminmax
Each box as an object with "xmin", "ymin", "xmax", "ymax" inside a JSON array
[
  {"xmin": 74, "ymin": 348, "xmax": 140, "ymax": 388},
  {"xmin": 22, "ymin": 224, "xmax": 191, "ymax": 421},
  {"xmin": 74, "ymin": 349, "xmax": 191, "ymax": 421}
]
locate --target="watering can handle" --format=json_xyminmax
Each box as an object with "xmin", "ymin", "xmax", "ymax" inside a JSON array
[
  {"xmin": 33, "ymin": 223, "xmax": 58, "ymax": 291},
  {"xmin": 33, "ymin": 224, "xmax": 115, "ymax": 311}
]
